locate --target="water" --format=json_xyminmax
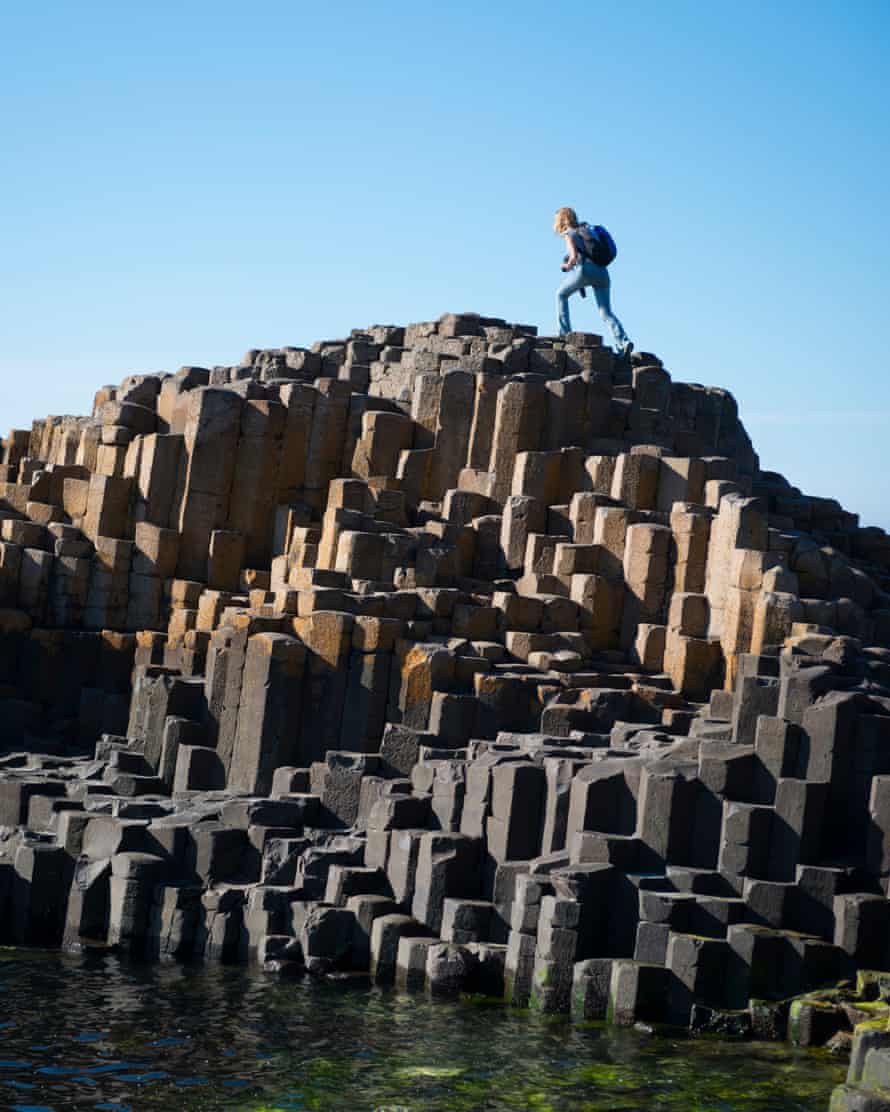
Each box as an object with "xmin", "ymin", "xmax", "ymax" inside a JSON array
[{"xmin": 0, "ymin": 950, "xmax": 845, "ymax": 1111}]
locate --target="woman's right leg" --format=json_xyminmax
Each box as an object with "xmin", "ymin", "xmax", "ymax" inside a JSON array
[
  {"xmin": 593, "ymin": 284, "xmax": 630, "ymax": 351},
  {"xmin": 557, "ymin": 269, "xmax": 586, "ymax": 335}
]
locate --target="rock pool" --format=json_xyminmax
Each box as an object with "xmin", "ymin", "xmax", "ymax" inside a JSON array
[{"xmin": 0, "ymin": 950, "xmax": 846, "ymax": 1111}]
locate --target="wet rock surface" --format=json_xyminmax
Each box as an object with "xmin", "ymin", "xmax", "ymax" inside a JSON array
[{"xmin": 2, "ymin": 312, "xmax": 890, "ymax": 1109}]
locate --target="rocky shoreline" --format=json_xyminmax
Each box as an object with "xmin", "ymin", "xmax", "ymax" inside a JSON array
[{"xmin": 2, "ymin": 312, "xmax": 890, "ymax": 1109}]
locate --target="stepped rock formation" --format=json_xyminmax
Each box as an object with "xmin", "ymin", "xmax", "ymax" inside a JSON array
[{"xmin": 2, "ymin": 312, "xmax": 890, "ymax": 1106}]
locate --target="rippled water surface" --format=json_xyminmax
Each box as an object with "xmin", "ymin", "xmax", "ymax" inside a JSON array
[{"xmin": 0, "ymin": 950, "xmax": 845, "ymax": 1111}]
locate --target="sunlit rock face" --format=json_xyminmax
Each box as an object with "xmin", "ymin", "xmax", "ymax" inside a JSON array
[{"xmin": 1, "ymin": 313, "xmax": 890, "ymax": 1079}]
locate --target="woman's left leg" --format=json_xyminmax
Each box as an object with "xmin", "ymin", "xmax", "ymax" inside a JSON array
[
  {"xmin": 592, "ymin": 283, "xmax": 630, "ymax": 351},
  {"xmin": 557, "ymin": 268, "xmax": 587, "ymax": 336}
]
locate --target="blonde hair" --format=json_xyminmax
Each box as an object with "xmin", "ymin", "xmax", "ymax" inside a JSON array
[{"xmin": 553, "ymin": 206, "xmax": 579, "ymax": 235}]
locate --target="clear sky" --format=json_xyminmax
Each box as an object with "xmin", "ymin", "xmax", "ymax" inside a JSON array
[{"xmin": 2, "ymin": 1, "xmax": 888, "ymax": 529}]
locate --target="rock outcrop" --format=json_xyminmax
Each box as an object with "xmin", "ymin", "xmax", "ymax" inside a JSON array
[{"xmin": 2, "ymin": 313, "xmax": 890, "ymax": 1101}]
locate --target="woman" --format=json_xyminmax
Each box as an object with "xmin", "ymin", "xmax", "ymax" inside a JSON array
[{"xmin": 554, "ymin": 206, "xmax": 633, "ymax": 356}]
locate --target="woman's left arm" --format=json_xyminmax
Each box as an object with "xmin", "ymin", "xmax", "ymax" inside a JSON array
[{"xmin": 562, "ymin": 232, "xmax": 579, "ymax": 270}]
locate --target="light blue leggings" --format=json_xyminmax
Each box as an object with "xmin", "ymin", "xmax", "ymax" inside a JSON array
[{"xmin": 557, "ymin": 260, "xmax": 630, "ymax": 349}]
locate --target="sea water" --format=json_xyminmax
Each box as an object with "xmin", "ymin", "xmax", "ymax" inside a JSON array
[{"xmin": 0, "ymin": 950, "xmax": 845, "ymax": 1111}]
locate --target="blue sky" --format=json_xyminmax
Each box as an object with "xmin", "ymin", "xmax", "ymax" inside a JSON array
[{"xmin": 2, "ymin": 1, "xmax": 888, "ymax": 529}]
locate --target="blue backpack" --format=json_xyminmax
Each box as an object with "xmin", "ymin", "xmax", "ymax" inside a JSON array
[{"xmin": 578, "ymin": 223, "xmax": 617, "ymax": 266}]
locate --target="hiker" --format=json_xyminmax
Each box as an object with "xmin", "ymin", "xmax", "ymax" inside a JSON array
[{"xmin": 554, "ymin": 206, "xmax": 633, "ymax": 356}]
